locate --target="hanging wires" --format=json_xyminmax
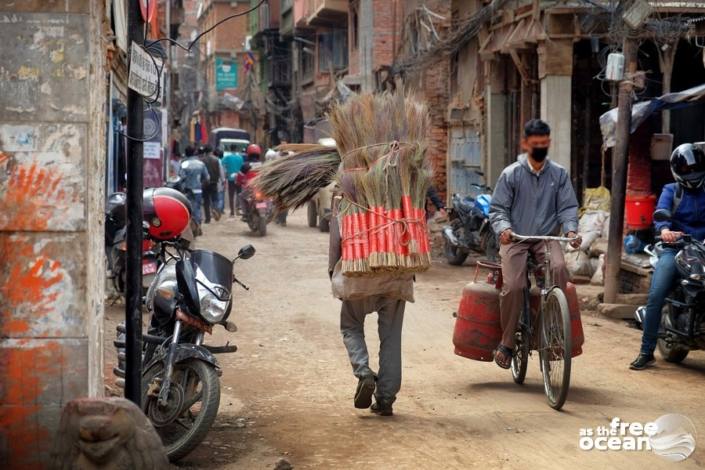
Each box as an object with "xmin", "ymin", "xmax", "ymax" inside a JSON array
[{"xmin": 121, "ymin": 0, "xmax": 268, "ymax": 141}]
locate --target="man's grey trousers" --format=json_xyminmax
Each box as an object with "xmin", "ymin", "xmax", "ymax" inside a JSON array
[{"xmin": 340, "ymin": 295, "xmax": 406, "ymax": 402}]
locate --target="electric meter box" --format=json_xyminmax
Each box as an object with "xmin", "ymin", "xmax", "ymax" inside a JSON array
[{"xmin": 606, "ymin": 53, "xmax": 625, "ymax": 81}]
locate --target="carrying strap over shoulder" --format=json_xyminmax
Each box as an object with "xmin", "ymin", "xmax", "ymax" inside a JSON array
[{"xmin": 672, "ymin": 184, "xmax": 683, "ymax": 214}]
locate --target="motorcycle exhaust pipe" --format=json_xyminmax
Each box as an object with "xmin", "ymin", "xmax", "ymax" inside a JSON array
[
  {"xmin": 443, "ymin": 227, "xmax": 460, "ymax": 247},
  {"xmin": 634, "ymin": 306, "xmax": 646, "ymax": 329}
]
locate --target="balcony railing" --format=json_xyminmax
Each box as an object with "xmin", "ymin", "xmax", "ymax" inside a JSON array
[{"xmin": 304, "ymin": 0, "xmax": 347, "ymax": 27}]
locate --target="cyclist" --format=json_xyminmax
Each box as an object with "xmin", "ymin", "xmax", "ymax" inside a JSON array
[{"xmin": 489, "ymin": 119, "xmax": 581, "ymax": 369}]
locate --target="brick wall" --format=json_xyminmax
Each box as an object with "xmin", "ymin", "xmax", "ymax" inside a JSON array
[
  {"xmin": 372, "ymin": 0, "xmax": 401, "ymax": 71},
  {"xmin": 401, "ymin": 0, "xmax": 451, "ymax": 198},
  {"xmin": 627, "ymin": 125, "xmax": 652, "ymax": 195}
]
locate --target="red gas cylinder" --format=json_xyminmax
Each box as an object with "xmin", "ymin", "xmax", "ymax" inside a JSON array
[
  {"xmin": 453, "ymin": 282, "xmax": 501, "ymax": 361},
  {"xmin": 565, "ymin": 282, "xmax": 585, "ymax": 357}
]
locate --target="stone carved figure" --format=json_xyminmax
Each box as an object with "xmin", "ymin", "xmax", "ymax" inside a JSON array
[{"xmin": 51, "ymin": 397, "xmax": 169, "ymax": 469}]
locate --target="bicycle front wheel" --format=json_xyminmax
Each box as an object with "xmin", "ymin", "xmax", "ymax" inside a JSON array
[{"xmin": 539, "ymin": 288, "xmax": 572, "ymax": 410}]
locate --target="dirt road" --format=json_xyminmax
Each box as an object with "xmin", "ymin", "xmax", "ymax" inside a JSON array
[{"xmin": 106, "ymin": 211, "xmax": 705, "ymax": 469}]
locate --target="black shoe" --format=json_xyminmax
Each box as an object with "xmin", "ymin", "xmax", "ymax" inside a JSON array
[
  {"xmin": 354, "ymin": 375, "xmax": 376, "ymax": 409},
  {"xmin": 370, "ymin": 399, "xmax": 394, "ymax": 416},
  {"xmin": 630, "ymin": 353, "xmax": 655, "ymax": 370}
]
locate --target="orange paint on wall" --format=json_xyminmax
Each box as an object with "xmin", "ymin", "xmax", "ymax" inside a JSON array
[
  {"xmin": 0, "ymin": 237, "xmax": 64, "ymax": 337},
  {"xmin": 0, "ymin": 162, "xmax": 74, "ymax": 231},
  {"xmin": 0, "ymin": 340, "xmax": 62, "ymax": 470}
]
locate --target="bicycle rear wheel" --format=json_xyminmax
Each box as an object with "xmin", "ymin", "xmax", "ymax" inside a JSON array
[{"xmin": 539, "ymin": 288, "xmax": 572, "ymax": 410}]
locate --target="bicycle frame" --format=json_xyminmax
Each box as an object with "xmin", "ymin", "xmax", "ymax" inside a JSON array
[{"xmin": 513, "ymin": 234, "xmax": 577, "ymax": 344}]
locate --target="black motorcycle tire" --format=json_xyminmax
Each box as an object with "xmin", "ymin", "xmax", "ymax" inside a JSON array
[
  {"xmin": 658, "ymin": 339, "xmax": 689, "ymax": 363},
  {"xmin": 307, "ymin": 201, "xmax": 318, "ymax": 228},
  {"xmin": 319, "ymin": 216, "xmax": 330, "ymax": 233},
  {"xmin": 142, "ymin": 359, "xmax": 221, "ymax": 462},
  {"xmin": 257, "ymin": 214, "xmax": 267, "ymax": 236},
  {"xmin": 657, "ymin": 304, "xmax": 690, "ymax": 363},
  {"xmin": 444, "ymin": 238, "xmax": 469, "ymax": 266}
]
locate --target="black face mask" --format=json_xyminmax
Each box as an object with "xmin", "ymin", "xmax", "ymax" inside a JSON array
[{"xmin": 531, "ymin": 146, "xmax": 549, "ymax": 162}]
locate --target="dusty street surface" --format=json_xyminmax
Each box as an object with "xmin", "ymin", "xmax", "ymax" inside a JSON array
[{"xmin": 106, "ymin": 212, "xmax": 705, "ymax": 469}]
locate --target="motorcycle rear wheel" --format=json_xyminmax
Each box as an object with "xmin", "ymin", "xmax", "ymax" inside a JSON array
[
  {"xmin": 142, "ymin": 359, "xmax": 221, "ymax": 462},
  {"xmin": 257, "ymin": 215, "xmax": 267, "ymax": 236},
  {"xmin": 657, "ymin": 300, "xmax": 690, "ymax": 363},
  {"xmin": 444, "ymin": 239, "xmax": 469, "ymax": 266}
]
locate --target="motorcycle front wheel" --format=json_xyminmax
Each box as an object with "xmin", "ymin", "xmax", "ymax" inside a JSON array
[{"xmin": 142, "ymin": 359, "xmax": 221, "ymax": 462}]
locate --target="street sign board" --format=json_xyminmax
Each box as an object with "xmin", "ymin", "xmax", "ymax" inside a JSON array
[
  {"xmin": 128, "ymin": 42, "xmax": 163, "ymax": 100},
  {"xmin": 215, "ymin": 57, "xmax": 238, "ymax": 91}
]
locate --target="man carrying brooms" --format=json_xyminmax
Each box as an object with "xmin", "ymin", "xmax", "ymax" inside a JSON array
[
  {"xmin": 253, "ymin": 91, "xmax": 431, "ymax": 417},
  {"xmin": 328, "ymin": 204, "xmax": 414, "ymax": 417}
]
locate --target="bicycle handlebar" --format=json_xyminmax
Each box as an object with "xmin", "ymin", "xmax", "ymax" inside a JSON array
[{"xmin": 512, "ymin": 234, "xmax": 579, "ymax": 243}]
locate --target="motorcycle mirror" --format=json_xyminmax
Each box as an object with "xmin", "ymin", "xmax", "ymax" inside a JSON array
[
  {"xmin": 237, "ymin": 244, "xmax": 256, "ymax": 260},
  {"xmin": 653, "ymin": 209, "xmax": 672, "ymax": 223}
]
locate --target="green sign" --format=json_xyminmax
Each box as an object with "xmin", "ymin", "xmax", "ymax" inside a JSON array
[{"xmin": 215, "ymin": 57, "xmax": 237, "ymax": 91}]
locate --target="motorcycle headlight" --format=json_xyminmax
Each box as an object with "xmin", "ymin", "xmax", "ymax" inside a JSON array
[
  {"xmin": 195, "ymin": 267, "xmax": 230, "ymax": 323},
  {"xmin": 198, "ymin": 290, "xmax": 228, "ymax": 323}
]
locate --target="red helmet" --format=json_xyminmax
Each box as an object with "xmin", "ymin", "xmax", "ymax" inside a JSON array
[
  {"xmin": 143, "ymin": 188, "xmax": 191, "ymax": 240},
  {"xmin": 246, "ymin": 144, "xmax": 262, "ymax": 157}
]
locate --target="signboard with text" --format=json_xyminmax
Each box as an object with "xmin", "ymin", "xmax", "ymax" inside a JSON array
[{"xmin": 215, "ymin": 57, "xmax": 237, "ymax": 91}]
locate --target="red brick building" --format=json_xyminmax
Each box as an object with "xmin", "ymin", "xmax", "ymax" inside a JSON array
[{"xmin": 197, "ymin": 0, "xmax": 251, "ymax": 133}]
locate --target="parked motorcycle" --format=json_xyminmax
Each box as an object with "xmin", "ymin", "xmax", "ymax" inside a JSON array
[
  {"xmin": 114, "ymin": 242, "xmax": 256, "ymax": 461},
  {"xmin": 242, "ymin": 187, "xmax": 273, "ymax": 236},
  {"xmin": 105, "ymin": 191, "xmax": 162, "ymax": 295},
  {"xmin": 166, "ymin": 176, "xmax": 200, "ymax": 239},
  {"xmin": 634, "ymin": 209, "xmax": 705, "ymax": 363},
  {"xmin": 442, "ymin": 184, "xmax": 498, "ymax": 265}
]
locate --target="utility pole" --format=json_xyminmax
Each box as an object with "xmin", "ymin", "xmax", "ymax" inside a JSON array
[
  {"xmin": 125, "ymin": 0, "xmax": 145, "ymax": 405},
  {"xmin": 166, "ymin": 0, "xmax": 172, "ymax": 168},
  {"xmin": 604, "ymin": 37, "xmax": 638, "ymax": 304}
]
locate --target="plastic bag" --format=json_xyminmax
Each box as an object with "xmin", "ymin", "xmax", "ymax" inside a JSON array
[
  {"xmin": 590, "ymin": 254, "xmax": 605, "ymax": 285},
  {"xmin": 565, "ymin": 251, "xmax": 594, "ymax": 278},
  {"xmin": 581, "ymin": 186, "xmax": 611, "ymax": 214}
]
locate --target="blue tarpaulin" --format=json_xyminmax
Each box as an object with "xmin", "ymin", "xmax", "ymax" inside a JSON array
[{"xmin": 600, "ymin": 83, "xmax": 705, "ymax": 147}]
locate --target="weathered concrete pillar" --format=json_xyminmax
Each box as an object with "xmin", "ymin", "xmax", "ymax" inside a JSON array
[
  {"xmin": 485, "ymin": 58, "xmax": 507, "ymax": 186},
  {"xmin": 538, "ymin": 39, "xmax": 573, "ymax": 173},
  {"xmin": 0, "ymin": 1, "xmax": 106, "ymax": 467}
]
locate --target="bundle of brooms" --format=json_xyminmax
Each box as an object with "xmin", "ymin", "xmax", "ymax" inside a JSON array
[
  {"xmin": 252, "ymin": 90, "xmax": 432, "ymax": 276},
  {"xmin": 251, "ymin": 144, "xmax": 340, "ymax": 211},
  {"xmin": 332, "ymin": 90, "xmax": 432, "ymax": 276}
]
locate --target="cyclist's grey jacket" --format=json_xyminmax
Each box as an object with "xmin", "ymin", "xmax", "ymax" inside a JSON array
[
  {"xmin": 179, "ymin": 156, "xmax": 210, "ymax": 193},
  {"xmin": 489, "ymin": 154, "xmax": 578, "ymax": 237}
]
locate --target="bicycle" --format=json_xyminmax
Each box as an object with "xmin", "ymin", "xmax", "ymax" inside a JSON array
[{"xmin": 509, "ymin": 234, "xmax": 576, "ymax": 411}]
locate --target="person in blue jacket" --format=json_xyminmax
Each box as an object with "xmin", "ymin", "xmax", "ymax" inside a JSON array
[{"xmin": 631, "ymin": 143, "xmax": 705, "ymax": 370}]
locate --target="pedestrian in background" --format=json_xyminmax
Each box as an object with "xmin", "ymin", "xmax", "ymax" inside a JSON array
[
  {"xmin": 199, "ymin": 145, "xmax": 222, "ymax": 223},
  {"xmin": 214, "ymin": 148, "xmax": 226, "ymax": 215},
  {"xmin": 179, "ymin": 145, "xmax": 210, "ymax": 235},
  {"xmin": 222, "ymin": 149, "xmax": 244, "ymax": 217}
]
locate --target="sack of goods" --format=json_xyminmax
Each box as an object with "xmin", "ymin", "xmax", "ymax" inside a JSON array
[{"xmin": 330, "ymin": 91, "xmax": 432, "ymax": 277}]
